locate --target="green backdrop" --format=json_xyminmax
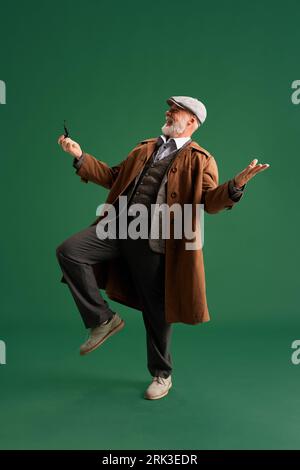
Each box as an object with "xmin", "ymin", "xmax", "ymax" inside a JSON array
[{"xmin": 0, "ymin": 0, "xmax": 299, "ymax": 450}]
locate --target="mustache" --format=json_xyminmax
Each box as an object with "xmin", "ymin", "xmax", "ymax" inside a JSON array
[{"xmin": 161, "ymin": 115, "xmax": 189, "ymax": 136}]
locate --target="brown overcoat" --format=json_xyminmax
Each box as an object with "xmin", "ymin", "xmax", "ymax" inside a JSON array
[{"xmin": 61, "ymin": 137, "xmax": 243, "ymax": 325}]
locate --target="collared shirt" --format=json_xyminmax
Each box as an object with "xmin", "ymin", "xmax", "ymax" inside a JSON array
[{"xmin": 153, "ymin": 134, "xmax": 191, "ymax": 162}]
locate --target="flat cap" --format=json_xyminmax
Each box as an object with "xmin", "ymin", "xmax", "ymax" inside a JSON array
[{"xmin": 166, "ymin": 96, "xmax": 207, "ymax": 125}]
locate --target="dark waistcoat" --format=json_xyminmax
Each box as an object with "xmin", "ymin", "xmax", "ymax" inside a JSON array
[
  {"xmin": 126, "ymin": 150, "xmax": 178, "ymax": 212},
  {"xmin": 115, "ymin": 139, "xmax": 191, "ymax": 222}
]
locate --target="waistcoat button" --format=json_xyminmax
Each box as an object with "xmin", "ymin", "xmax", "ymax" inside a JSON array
[
  {"xmin": 171, "ymin": 167, "xmax": 177, "ymax": 173},
  {"xmin": 171, "ymin": 192, "xmax": 177, "ymax": 198}
]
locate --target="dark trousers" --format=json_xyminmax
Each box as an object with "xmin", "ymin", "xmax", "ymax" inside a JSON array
[{"xmin": 56, "ymin": 225, "xmax": 172, "ymax": 379}]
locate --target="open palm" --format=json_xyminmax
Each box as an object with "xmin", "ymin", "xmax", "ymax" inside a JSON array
[{"xmin": 234, "ymin": 159, "xmax": 270, "ymax": 188}]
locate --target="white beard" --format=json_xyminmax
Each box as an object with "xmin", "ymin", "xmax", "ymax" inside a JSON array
[{"xmin": 161, "ymin": 115, "xmax": 189, "ymax": 137}]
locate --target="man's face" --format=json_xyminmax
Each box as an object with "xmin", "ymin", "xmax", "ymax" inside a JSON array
[{"xmin": 161, "ymin": 104, "xmax": 194, "ymax": 137}]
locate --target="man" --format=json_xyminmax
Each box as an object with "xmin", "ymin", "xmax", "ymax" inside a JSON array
[{"xmin": 56, "ymin": 96, "xmax": 270, "ymax": 400}]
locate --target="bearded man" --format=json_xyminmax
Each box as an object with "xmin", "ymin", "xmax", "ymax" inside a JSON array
[{"xmin": 56, "ymin": 96, "xmax": 270, "ymax": 400}]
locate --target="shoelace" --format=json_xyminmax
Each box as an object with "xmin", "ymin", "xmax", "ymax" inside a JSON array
[
  {"xmin": 83, "ymin": 315, "xmax": 116, "ymax": 344},
  {"xmin": 153, "ymin": 376, "xmax": 168, "ymax": 385}
]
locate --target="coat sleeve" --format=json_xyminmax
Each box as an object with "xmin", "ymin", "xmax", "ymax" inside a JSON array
[
  {"xmin": 75, "ymin": 152, "xmax": 127, "ymax": 189},
  {"xmin": 201, "ymin": 155, "xmax": 244, "ymax": 214}
]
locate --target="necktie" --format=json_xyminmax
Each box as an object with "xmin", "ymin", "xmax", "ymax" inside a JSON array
[{"xmin": 154, "ymin": 138, "xmax": 174, "ymax": 162}]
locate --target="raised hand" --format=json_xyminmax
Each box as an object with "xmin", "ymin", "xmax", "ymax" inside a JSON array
[
  {"xmin": 57, "ymin": 135, "xmax": 83, "ymax": 159},
  {"xmin": 233, "ymin": 159, "xmax": 270, "ymax": 188}
]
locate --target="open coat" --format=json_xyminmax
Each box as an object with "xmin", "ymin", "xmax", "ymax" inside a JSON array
[{"xmin": 61, "ymin": 137, "xmax": 243, "ymax": 325}]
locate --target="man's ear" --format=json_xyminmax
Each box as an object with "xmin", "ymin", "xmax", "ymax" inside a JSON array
[
  {"xmin": 190, "ymin": 116, "xmax": 199, "ymax": 131},
  {"xmin": 191, "ymin": 115, "xmax": 198, "ymax": 126}
]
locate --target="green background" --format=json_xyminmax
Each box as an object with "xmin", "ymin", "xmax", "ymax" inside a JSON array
[{"xmin": 0, "ymin": 0, "xmax": 299, "ymax": 450}]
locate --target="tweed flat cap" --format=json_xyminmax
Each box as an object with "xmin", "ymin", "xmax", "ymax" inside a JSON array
[{"xmin": 166, "ymin": 96, "xmax": 207, "ymax": 125}]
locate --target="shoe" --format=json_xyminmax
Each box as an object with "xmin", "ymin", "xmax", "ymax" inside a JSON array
[
  {"xmin": 80, "ymin": 313, "xmax": 125, "ymax": 356},
  {"xmin": 144, "ymin": 375, "xmax": 172, "ymax": 400}
]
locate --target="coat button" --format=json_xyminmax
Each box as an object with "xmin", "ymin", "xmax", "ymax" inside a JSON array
[
  {"xmin": 171, "ymin": 167, "xmax": 177, "ymax": 173},
  {"xmin": 171, "ymin": 192, "xmax": 177, "ymax": 198}
]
